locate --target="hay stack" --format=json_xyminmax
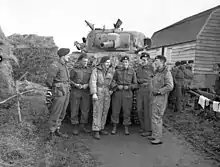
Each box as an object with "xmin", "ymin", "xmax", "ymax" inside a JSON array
[{"xmin": 0, "ymin": 26, "xmax": 17, "ymax": 103}]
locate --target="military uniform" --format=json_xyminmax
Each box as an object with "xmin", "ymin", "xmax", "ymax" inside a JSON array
[
  {"xmin": 173, "ymin": 65, "xmax": 185, "ymax": 112},
  {"xmin": 110, "ymin": 56, "xmax": 137, "ymax": 134},
  {"xmin": 136, "ymin": 53, "xmax": 154, "ymax": 135},
  {"xmin": 45, "ymin": 48, "xmax": 70, "ymax": 138},
  {"xmin": 89, "ymin": 57, "xmax": 114, "ymax": 139},
  {"xmin": 70, "ymin": 64, "xmax": 92, "ymax": 125},
  {"xmin": 182, "ymin": 64, "xmax": 193, "ymax": 107},
  {"xmin": 70, "ymin": 54, "xmax": 92, "ymax": 134},
  {"xmin": 151, "ymin": 55, "xmax": 173, "ymax": 143}
]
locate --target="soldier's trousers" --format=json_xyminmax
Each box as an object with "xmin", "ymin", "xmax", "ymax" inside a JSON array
[
  {"xmin": 70, "ymin": 88, "xmax": 91, "ymax": 124},
  {"xmin": 48, "ymin": 85, "xmax": 70, "ymax": 132},
  {"xmin": 92, "ymin": 88, "xmax": 111, "ymax": 131},
  {"xmin": 137, "ymin": 86, "xmax": 152, "ymax": 132},
  {"xmin": 151, "ymin": 94, "xmax": 168, "ymax": 140},
  {"xmin": 175, "ymin": 84, "xmax": 183, "ymax": 112},
  {"xmin": 111, "ymin": 90, "xmax": 133, "ymax": 126}
]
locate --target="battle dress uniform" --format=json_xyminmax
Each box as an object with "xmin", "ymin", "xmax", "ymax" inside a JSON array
[
  {"xmin": 89, "ymin": 56, "xmax": 114, "ymax": 140},
  {"xmin": 110, "ymin": 56, "xmax": 137, "ymax": 135},
  {"xmin": 46, "ymin": 48, "xmax": 71, "ymax": 139},
  {"xmin": 151, "ymin": 55, "xmax": 173, "ymax": 144},
  {"xmin": 136, "ymin": 52, "xmax": 154, "ymax": 136},
  {"xmin": 70, "ymin": 53, "xmax": 92, "ymax": 135}
]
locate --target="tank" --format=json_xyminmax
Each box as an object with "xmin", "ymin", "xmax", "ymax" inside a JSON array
[
  {"xmin": 72, "ymin": 19, "xmax": 152, "ymax": 68},
  {"xmin": 68, "ymin": 20, "xmax": 152, "ymax": 125}
]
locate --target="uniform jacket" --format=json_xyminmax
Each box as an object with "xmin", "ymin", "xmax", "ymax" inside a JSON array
[
  {"xmin": 70, "ymin": 63, "xmax": 92, "ymax": 87},
  {"xmin": 152, "ymin": 66, "xmax": 173, "ymax": 96},
  {"xmin": 172, "ymin": 66, "xmax": 184, "ymax": 85},
  {"xmin": 45, "ymin": 59, "xmax": 70, "ymax": 88},
  {"xmin": 89, "ymin": 65, "xmax": 114, "ymax": 95},
  {"xmin": 110, "ymin": 65, "xmax": 137, "ymax": 91},
  {"xmin": 136, "ymin": 63, "xmax": 154, "ymax": 86}
]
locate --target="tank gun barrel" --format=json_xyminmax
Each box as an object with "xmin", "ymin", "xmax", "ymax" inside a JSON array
[{"xmin": 100, "ymin": 41, "xmax": 115, "ymax": 48}]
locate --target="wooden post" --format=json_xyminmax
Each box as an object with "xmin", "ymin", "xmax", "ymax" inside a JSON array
[{"xmin": 15, "ymin": 81, "xmax": 22, "ymax": 122}]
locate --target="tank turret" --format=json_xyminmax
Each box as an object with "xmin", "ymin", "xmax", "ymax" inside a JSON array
[{"xmin": 74, "ymin": 19, "xmax": 151, "ymax": 54}]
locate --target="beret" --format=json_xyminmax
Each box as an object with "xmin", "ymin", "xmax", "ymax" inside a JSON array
[
  {"xmin": 78, "ymin": 53, "xmax": 88, "ymax": 61},
  {"xmin": 100, "ymin": 56, "xmax": 110, "ymax": 64},
  {"xmin": 57, "ymin": 48, "xmax": 70, "ymax": 57},
  {"xmin": 121, "ymin": 56, "xmax": 129, "ymax": 62},
  {"xmin": 175, "ymin": 61, "xmax": 181, "ymax": 66},
  {"xmin": 155, "ymin": 55, "xmax": 166, "ymax": 62},
  {"xmin": 188, "ymin": 60, "xmax": 194, "ymax": 64},
  {"xmin": 140, "ymin": 52, "xmax": 150, "ymax": 59},
  {"xmin": 180, "ymin": 60, "xmax": 187, "ymax": 65}
]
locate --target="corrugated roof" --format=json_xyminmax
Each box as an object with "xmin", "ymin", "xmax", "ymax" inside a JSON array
[{"xmin": 150, "ymin": 5, "xmax": 220, "ymax": 49}]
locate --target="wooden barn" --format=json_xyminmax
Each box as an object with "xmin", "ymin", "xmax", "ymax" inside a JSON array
[{"xmin": 148, "ymin": 5, "xmax": 220, "ymax": 89}]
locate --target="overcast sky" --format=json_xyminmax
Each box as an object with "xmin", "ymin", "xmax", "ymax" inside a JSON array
[{"xmin": 1, "ymin": 0, "xmax": 219, "ymax": 51}]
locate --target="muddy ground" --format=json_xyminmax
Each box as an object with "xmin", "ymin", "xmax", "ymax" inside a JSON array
[{"xmin": 0, "ymin": 95, "xmax": 220, "ymax": 167}]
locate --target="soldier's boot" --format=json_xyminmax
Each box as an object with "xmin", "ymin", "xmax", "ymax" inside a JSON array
[
  {"xmin": 151, "ymin": 139, "xmax": 163, "ymax": 145},
  {"xmin": 93, "ymin": 131, "xmax": 100, "ymax": 140},
  {"xmin": 111, "ymin": 124, "xmax": 117, "ymax": 135},
  {"xmin": 124, "ymin": 126, "xmax": 130, "ymax": 135},
  {"xmin": 55, "ymin": 128, "xmax": 68, "ymax": 138},
  {"xmin": 73, "ymin": 124, "xmax": 79, "ymax": 135},
  {"xmin": 81, "ymin": 124, "xmax": 91, "ymax": 133},
  {"xmin": 100, "ymin": 130, "xmax": 108, "ymax": 135},
  {"xmin": 141, "ymin": 131, "xmax": 151, "ymax": 137}
]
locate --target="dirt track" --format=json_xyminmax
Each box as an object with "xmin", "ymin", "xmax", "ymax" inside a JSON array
[
  {"xmin": 61, "ymin": 122, "xmax": 217, "ymax": 167},
  {"xmin": 1, "ymin": 95, "xmax": 219, "ymax": 167}
]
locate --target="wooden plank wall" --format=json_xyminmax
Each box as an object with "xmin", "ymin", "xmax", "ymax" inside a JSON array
[
  {"xmin": 195, "ymin": 8, "xmax": 220, "ymax": 75},
  {"xmin": 147, "ymin": 47, "xmax": 162, "ymax": 58},
  {"xmin": 165, "ymin": 41, "xmax": 196, "ymax": 64}
]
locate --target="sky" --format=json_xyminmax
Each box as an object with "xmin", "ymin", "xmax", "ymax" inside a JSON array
[{"xmin": 1, "ymin": 0, "xmax": 219, "ymax": 51}]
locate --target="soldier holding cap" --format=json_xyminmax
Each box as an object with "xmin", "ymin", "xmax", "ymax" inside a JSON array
[
  {"xmin": 89, "ymin": 56, "xmax": 114, "ymax": 140},
  {"xmin": 136, "ymin": 52, "xmax": 154, "ymax": 137},
  {"xmin": 150, "ymin": 55, "xmax": 173, "ymax": 144},
  {"xmin": 70, "ymin": 53, "xmax": 92, "ymax": 135},
  {"xmin": 110, "ymin": 55, "xmax": 137, "ymax": 135},
  {"xmin": 45, "ymin": 48, "xmax": 71, "ymax": 140}
]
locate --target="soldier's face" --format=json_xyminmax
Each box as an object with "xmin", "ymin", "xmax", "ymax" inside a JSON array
[
  {"xmin": 141, "ymin": 57, "xmax": 148, "ymax": 65},
  {"xmin": 81, "ymin": 58, "xmax": 89, "ymax": 66},
  {"xmin": 104, "ymin": 60, "xmax": 111, "ymax": 68},
  {"xmin": 122, "ymin": 60, "xmax": 129, "ymax": 68},
  {"xmin": 62, "ymin": 55, "xmax": 70, "ymax": 62},
  {"xmin": 154, "ymin": 59, "xmax": 163, "ymax": 69}
]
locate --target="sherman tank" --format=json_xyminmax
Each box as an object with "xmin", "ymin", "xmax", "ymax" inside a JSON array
[
  {"xmin": 67, "ymin": 19, "xmax": 152, "ymax": 125},
  {"xmin": 71, "ymin": 19, "xmax": 152, "ymax": 68}
]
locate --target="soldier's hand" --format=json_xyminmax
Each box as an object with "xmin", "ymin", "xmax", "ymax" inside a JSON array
[
  {"xmin": 92, "ymin": 94, "xmax": 98, "ymax": 100},
  {"xmin": 117, "ymin": 85, "xmax": 123, "ymax": 90},
  {"xmin": 109, "ymin": 91, "xmax": 113, "ymax": 95},
  {"xmin": 152, "ymin": 91, "xmax": 161, "ymax": 96},
  {"xmin": 83, "ymin": 84, "xmax": 89, "ymax": 89},
  {"xmin": 124, "ymin": 86, "xmax": 129, "ymax": 90}
]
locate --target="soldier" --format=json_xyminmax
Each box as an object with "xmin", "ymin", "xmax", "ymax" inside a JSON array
[
  {"xmin": 45, "ymin": 48, "xmax": 71, "ymax": 140},
  {"xmin": 183, "ymin": 60, "xmax": 194, "ymax": 107},
  {"xmin": 136, "ymin": 52, "xmax": 154, "ymax": 137},
  {"xmin": 110, "ymin": 56, "xmax": 137, "ymax": 135},
  {"xmin": 150, "ymin": 55, "xmax": 173, "ymax": 144},
  {"xmin": 168, "ymin": 61, "xmax": 180, "ymax": 109},
  {"xmin": 70, "ymin": 53, "xmax": 92, "ymax": 135},
  {"xmin": 89, "ymin": 56, "xmax": 114, "ymax": 140},
  {"xmin": 173, "ymin": 61, "xmax": 185, "ymax": 112}
]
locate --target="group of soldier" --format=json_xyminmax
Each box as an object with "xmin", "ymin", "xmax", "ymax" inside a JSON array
[
  {"xmin": 45, "ymin": 47, "xmax": 192, "ymax": 145},
  {"xmin": 169, "ymin": 60, "xmax": 194, "ymax": 112}
]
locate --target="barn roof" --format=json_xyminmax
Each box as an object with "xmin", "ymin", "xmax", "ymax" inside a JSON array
[{"xmin": 150, "ymin": 5, "xmax": 220, "ymax": 49}]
